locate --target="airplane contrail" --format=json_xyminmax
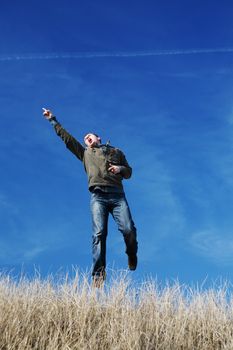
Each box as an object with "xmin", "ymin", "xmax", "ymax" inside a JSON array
[{"xmin": 0, "ymin": 47, "xmax": 233, "ymax": 61}]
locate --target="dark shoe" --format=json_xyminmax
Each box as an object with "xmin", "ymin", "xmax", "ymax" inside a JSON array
[{"xmin": 128, "ymin": 254, "xmax": 137, "ymax": 271}]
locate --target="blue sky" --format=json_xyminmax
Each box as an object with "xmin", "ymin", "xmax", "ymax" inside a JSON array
[{"xmin": 1, "ymin": 0, "xmax": 233, "ymax": 285}]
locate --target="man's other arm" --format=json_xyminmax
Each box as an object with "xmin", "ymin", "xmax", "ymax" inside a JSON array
[
  {"xmin": 42, "ymin": 108, "xmax": 85, "ymax": 161},
  {"xmin": 108, "ymin": 150, "xmax": 132, "ymax": 179}
]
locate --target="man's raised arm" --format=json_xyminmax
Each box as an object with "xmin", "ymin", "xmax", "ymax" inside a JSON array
[{"xmin": 42, "ymin": 108, "xmax": 85, "ymax": 161}]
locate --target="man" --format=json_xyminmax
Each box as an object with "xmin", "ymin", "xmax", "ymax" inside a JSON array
[{"xmin": 42, "ymin": 108, "xmax": 138, "ymax": 285}]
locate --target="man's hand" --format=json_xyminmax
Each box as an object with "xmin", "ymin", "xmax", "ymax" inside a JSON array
[
  {"xmin": 108, "ymin": 164, "xmax": 121, "ymax": 174},
  {"xmin": 42, "ymin": 108, "xmax": 54, "ymax": 119}
]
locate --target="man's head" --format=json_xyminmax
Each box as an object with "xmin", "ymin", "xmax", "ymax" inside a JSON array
[{"xmin": 84, "ymin": 133, "xmax": 101, "ymax": 148}]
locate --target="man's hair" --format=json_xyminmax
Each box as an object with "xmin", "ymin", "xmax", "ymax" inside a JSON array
[
  {"xmin": 94, "ymin": 133, "xmax": 102, "ymax": 143},
  {"xmin": 93, "ymin": 133, "xmax": 100, "ymax": 139}
]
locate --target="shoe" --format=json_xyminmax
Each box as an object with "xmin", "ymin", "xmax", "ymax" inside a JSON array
[
  {"xmin": 92, "ymin": 271, "xmax": 106, "ymax": 288},
  {"xmin": 92, "ymin": 277, "xmax": 104, "ymax": 288},
  {"xmin": 128, "ymin": 254, "xmax": 137, "ymax": 271}
]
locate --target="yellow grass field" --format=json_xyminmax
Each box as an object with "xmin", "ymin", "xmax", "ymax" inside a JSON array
[{"xmin": 0, "ymin": 271, "xmax": 233, "ymax": 350}]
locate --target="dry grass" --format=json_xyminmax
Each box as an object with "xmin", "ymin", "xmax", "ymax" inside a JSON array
[{"xmin": 0, "ymin": 271, "xmax": 233, "ymax": 350}]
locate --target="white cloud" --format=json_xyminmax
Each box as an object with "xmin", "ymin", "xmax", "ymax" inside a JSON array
[
  {"xmin": 0, "ymin": 241, "xmax": 48, "ymax": 264},
  {"xmin": 190, "ymin": 229, "xmax": 233, "ymax": 265},
  {"xmin": 1, "ymin": 47, "xmax": 233, "ymax": 62},
  {"xmin": 0, "ymin": 193, "xmax": 79, "ymax": 264},
  {"xmin": 23, "ymin": 245, "xmax": 48, "ymax": 260}
]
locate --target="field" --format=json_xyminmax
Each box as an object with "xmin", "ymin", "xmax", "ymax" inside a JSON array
[{"xmin": 0, "ymin": 271, "xmax": 233, "ymax": 350}]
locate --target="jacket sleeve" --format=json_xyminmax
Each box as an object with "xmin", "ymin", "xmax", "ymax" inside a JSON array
[
  {"xmin": 119, "ymin": 151, "xmax": 132, "ymax": 179},
  {"xmin": 54, "ymin": 123, "xmax": 85, "ymax": 161}
]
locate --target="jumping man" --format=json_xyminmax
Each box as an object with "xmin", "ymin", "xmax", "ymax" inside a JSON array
[{"xmin": 42, "ymin": 108, "xmax": 138, "ymax": 285}]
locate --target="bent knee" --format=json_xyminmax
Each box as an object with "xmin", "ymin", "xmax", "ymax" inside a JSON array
[{"xmin": 122, "ymin": 225, "xmax": 136, "ymax": 236}]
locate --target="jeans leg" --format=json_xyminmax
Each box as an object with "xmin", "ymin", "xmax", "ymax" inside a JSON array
[
  {"xmin": 111, "ymin": 194, "xmax": 138, "ymax": 256},
  {"xmin": 90, "ymin": 193, "xmax": 109, "ymax": 278}
]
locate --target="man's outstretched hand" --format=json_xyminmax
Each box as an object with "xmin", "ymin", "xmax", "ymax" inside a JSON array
[{"xmin": 42, "ymin": 108, "xmax": 53, "ymax": 119}]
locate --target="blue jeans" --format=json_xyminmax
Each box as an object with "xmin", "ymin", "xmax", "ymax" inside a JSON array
[{"xmin": 90, "ymin": 191, "xmax": 138, "ymax": 278}]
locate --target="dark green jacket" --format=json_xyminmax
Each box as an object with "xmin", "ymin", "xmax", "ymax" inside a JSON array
[{"xmin": 54, "ymin": 123, "xmax": 132, "ymax": 191}]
